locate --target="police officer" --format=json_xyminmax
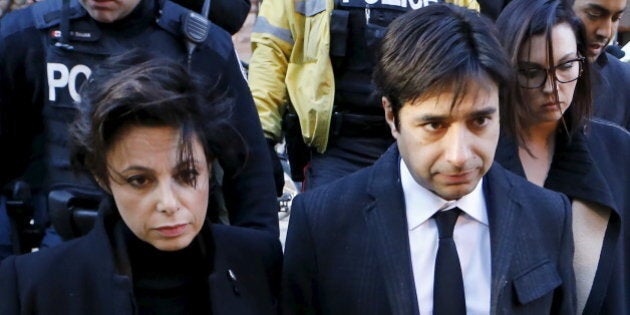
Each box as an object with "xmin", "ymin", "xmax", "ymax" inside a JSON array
[
  {"xmin": 249, "ymin": 0, "xmax": 479, "ymax": 192},
  {"xmin": 0, "ymin": 0, "xmax": 279, "ymax": 261}
]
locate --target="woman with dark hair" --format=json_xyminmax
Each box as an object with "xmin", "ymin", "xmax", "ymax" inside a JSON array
[
  {"xmin": 495, "ymin": 0, "xmax": 629, "ymax": 313},
  {"xmin": 0, "ymin": 51, "xmax": 282, "ymax": 315}
]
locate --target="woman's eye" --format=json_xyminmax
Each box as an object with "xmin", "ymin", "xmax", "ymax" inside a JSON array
[
  {"xmin": 127, "ymin": 175, "xmax": 149, "ymax": 188},
  {"xmin": 519, "ymin": 68, "xmax": 543, "ymax": 79},
  {"xmin": 178, "ymin": 169, "xmax": 200, "ymax": 185},
  {"xmin": 557, "ymin": 61, "xmax": 575, "ymax": 71}
]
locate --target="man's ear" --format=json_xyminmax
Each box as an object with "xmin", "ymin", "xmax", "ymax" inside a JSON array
[{"xmin": 382, "ymin": 96, "xmax": 399, "ymax": 139}]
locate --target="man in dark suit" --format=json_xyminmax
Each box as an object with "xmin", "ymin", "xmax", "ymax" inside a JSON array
[{"xmin": 282, "ymin": 4, "xmax": 576, "ymax": 315}]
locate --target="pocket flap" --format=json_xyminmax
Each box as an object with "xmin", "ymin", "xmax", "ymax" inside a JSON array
[{"xmin": 513, "ymin": 260, "xmax": 562, "ymax": 304}]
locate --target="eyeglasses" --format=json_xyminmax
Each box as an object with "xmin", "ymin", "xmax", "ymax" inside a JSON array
[{"xmin": 517, "ymin": 57, "xmax": 585, "ymax": 89}]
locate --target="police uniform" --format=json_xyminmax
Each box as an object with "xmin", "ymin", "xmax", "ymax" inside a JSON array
[
  {"xmin": 249, "ymin": 0, "xmax": 479, "ymax": 188},
  {"xmin": 0, "ymin": 0, "xmax": 279, "ymax": 260}
]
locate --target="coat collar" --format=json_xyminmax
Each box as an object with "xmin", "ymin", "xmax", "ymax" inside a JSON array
[
  {"xmin": 496, "ymin": 130, "xmax": 620, "ymax": 216},
  {"xmin": 91, "ymin": 197, "xmax": 256, "ymax": 315},
  {"xmin": 364, "ymin": 145, "xmax": 524, "ymax": 314},
  {"xmin": 364, "ymin": 145, "xmax": 420, "ymax": 315},
  {"xmin": 481, "ymin": 164, "xmax": 519, "ymax": 313}
]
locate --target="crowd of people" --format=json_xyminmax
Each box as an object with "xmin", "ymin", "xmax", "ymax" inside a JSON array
[{"xmin": 0, "ymin": 0, "xmax": 628, "ymax": 314}]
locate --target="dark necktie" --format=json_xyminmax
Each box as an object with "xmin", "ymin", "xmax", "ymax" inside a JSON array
[{"xmin": 433, "ymin": 208, "xmax": 466, "ymax": 315}]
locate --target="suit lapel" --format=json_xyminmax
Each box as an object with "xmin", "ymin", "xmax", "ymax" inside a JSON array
[
  {"xmin": 364, "ymin": 145, "xmax": 420, "ymax": 315},
  {"xmin": 483, "ymin": 165, "xmax": 519, "ymax": 313}
]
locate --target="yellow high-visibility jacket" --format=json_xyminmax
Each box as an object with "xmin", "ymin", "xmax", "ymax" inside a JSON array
[{"xmin": 249, "ymin": 0, "xmax": 480, "ymax": 153}]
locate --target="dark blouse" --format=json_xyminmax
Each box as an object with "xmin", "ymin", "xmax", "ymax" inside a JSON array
[{"xmin": 118, "ymin": 221, "xmax": 214, "ymax": 315}]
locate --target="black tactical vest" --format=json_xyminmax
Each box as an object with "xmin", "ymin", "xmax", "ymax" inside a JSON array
[
  {"xmin": 31, "ymin": 0, "xmax": 226, "ymax": 202},
  {"xmin": 330, "ymin": 0, "xmax": 444, "ymax": 114}
]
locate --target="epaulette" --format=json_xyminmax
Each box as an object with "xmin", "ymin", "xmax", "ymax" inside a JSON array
[
  {"xmin": 31, "ymin": 0, "xmax": 86, "ymax": 30},
  {"xmin": 157, "ymin": 0, "xmax": 233, "ymax": 61}
]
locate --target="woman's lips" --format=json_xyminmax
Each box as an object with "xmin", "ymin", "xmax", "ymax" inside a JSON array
[{"xmin": 154, "ymin": 223, "xmax": 188, "ymax": 238}]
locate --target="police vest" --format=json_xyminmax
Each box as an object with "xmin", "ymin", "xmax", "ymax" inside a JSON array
[
  {"xmin": 331, "ymin": 0, "xmax": 442, "ymax": 113},
  {"xmin": 30, "ymin": 0, "xmax": 233, "ymax": 199}
]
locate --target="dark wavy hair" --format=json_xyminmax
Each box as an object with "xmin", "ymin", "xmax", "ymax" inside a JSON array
[
  {"xmin": 373, "ymin": 3, "xmax": 513, "ymax": 129},
  {"xmin": 496, "ymin": 0, "xmax": 591, "ymax": 144},
  {"xmin": 70, "ymin": 49, "xmax": 247, "ymax": 189}
]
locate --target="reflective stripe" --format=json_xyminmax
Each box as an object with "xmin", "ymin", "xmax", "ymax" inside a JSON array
[
  {"xmin": 253, "ymin": 16, "xmax": 294, "ymax": 45},
  {"xmin": 295, "ymin": 0, "xmax": 327, "ymax": 16}
]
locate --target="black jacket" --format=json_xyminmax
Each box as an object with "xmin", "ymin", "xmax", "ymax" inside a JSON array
[
  {"xmin": 0, "ymin": 198, "xmax": 282, "ymax": 314},
  {"xmin": 495, "ymin": 119, "xmax": 630, "ymax": 315},
  {"xmin": 591, "ymin": 52, "xmax": 630, "ymax": 130},
  {"xmin": 284, "ymin": 145, "xmax": 576, "ymax": 314}
]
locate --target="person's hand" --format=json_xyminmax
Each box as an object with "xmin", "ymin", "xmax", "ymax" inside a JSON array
[{"xmin": 266, "ymin": 139, "xmax": 285, "ymax": 197}]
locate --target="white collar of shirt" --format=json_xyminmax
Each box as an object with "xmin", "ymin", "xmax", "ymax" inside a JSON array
[{"xmin": 400, "ymin": 158, "xmax": 488, "ymax": 231}]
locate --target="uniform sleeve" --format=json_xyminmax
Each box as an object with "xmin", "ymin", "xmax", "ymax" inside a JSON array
[
  {"xmin": 208, "ymin": 0, "xmax": 251, "ymax": 35},
  {"xmin": 206, "ymin": 33, "xmax": 280, "ymax": 237},
  {"xmin": 281, "ymin": 194, "xmax": 319, "ymax": 315},
  {"xmin": 0, "ymin": 10, "xmax": 45, "ymax": 188},
  {"xmin": 248, "ymin": 0, "xmax": 294, "ymax": 142},
  {"xmin": 0, "ymin": 256, "xmax": 21, "ymax": 314}
]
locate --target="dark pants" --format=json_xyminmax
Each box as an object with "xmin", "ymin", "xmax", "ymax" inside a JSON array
[{"xmin": 303, "ymin": 136, "xmax": 393, "ymax": 190}]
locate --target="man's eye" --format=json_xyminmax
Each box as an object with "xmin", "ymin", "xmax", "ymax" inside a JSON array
[
  {"xmin": 423, "ymin": 122, "xmax": 445, "ymax": 131},
  {"xmin": 612, "ymin": 14, "xmax": 623, "ymax": 22},
  {"xmin": 473, "ymin": 117, "xmax": 490, "ymax": 127},
  {"xmin": 585, "ymin": 9, "xmax": 602, "ymax": 19}
]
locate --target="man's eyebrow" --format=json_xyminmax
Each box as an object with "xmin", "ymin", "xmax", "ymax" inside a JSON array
[
  {"xmin": 468, "ymin": 107, "xmax": 497, "ymax": 118},
  {"xmin": 416, "ymin": 107, "xmax": 497, "ymax": 121},
  {"xmin": 585, "ymin": 3, "xmax": 624, "ymax": 15}
]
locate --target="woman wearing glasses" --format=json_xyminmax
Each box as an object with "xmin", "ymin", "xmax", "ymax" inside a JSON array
[{"xmin": 495, "ymin": 0, "xmax": 629, "ymax": 313}]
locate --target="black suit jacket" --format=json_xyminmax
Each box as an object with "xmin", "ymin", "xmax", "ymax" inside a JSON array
[
  {"xmin": 0, "ymin": 201, "xmax": 282, "ymax": 315},
  {"xmin": 282, "ymin": 145, "xmax": 576, "ymax": 315}
]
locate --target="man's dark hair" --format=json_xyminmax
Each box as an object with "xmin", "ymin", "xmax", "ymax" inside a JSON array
[
  {"xmin": 70, "ymin": 49, "xmax": 246, "ymax": 188},
  {"xmin": 373, "ymin": 3, "xmax": 513, "ymax": 128},
  {"xmin": 496, "ymin": 0, "xmax": 591, "ymax": 142}
]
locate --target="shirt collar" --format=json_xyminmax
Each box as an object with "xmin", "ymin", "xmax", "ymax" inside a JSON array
[{"xmin": 400, "ymin": 158, "xmax": 488, "ymax": 231}]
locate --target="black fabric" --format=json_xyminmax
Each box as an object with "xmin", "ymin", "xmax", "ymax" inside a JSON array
[
  {"xmin": 494, "ymin": 119, "xmax": 629, "ymax": 314},
  {"xmin": 433, "ymin": 208, "xmax": 466, "ymax": 315},
  {"xmin": 591, "ymin": 52, "xmax": 630, "ymax": 130},
  {"xmin": 123, "ymin": 224, "xmax": 211, "ymax": 315},
  {"xmin": 284, "ymin": 144, "xmax": 576, "ymax": 314},
  {"xmin": 0, "ymin": 197, "xmax": 282, "ymax": 314},
  {"xmin": 331, "ymin": 4, "xmax": 410, "ymax": 114},
  {"xmin": 266, "ymin": 138, "xmax": 285, "ymax": 196}
]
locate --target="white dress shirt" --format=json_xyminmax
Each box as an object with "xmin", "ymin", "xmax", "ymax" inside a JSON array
[{"xmin": 400, "ymin": 159, "xmax": 491, "ymax": 315}]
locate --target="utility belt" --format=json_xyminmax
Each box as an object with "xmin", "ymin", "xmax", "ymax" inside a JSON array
[
  {"xmin": 2, "ymin": 181, "xmax": 43, "ymax": 254},
  {"xmin": 330, "ymin": 112, "xmax": 391, "ymax": 139},
  {"xmin": 282, "ymin": 106, "xmax": 390, "ymax": 182}
]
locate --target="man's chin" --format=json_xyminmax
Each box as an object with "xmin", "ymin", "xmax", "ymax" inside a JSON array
[
  {"xmin": 587, "ymin": 51, "xmax": 600, "ymax": 63},
  {"xmin": 433, "ymin": 185, "xmax": 475, "ymax": 201}
]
